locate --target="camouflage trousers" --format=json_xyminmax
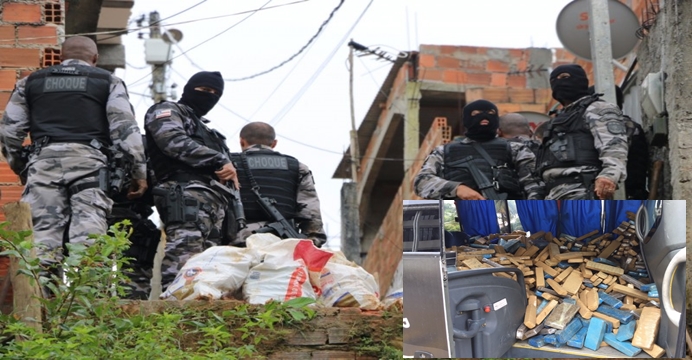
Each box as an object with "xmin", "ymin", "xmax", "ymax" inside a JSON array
[
  {"xmin": 123, "ymin": 264, "xmax": 154, "ymax": 300},
  {"xmin": 21, "ymin": 143, "xmax": 113, "ymax": 268},
  {"xmin": 545, "ymin": 183, "xmax": 594, "ymax": 200},
  {"xmin": 154, "ymin": 181, "xmax": 227, "ymax": 291}
]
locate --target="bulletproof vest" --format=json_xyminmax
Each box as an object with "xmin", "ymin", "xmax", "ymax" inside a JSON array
[
  {"xmin": 145, "ymin": 102, "xmax": 228, "ymax": 183},
  {"xmin": 232, "ymin": 149, "xmax": 300, "ymax": 223},
  {"xmin": 442, "ymin": 138, "xmax": 522, "ymax": 198},
  {"xmin": 25, "ymin": 64, "xmax": 111, "ymax": 145},
  {"xmin": 507, "ymin": 137, "xmax": 540, "ymax": 157},
  {"xmin": 537, "ymin": 96, "xmax": 602, "ymax": 174},
  {"xmin": 623, "ymin": 115, "xmax": 649, "ymax": 199}
]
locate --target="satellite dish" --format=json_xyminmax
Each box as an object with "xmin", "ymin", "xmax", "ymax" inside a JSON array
[
  {"xmin": 556, "ymin": 0, "xmax": 639, "ymax": 60},
  {"xmin": 162, "ymin": 29, "xmax": 183, "ymax": 44},
  {"xmin": 516, "ymin": 111, "xmax": 551, "ymax": 130}
]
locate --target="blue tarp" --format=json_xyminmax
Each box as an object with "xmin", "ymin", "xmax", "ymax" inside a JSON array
[
  {"xmin": 456, "ymin": 200, "xmax": 644, "ymax": 238},
  {"xmin": 560, "ymin": 201, "xmax": 603, "ymax": 237},
  {"xmin": 515, "ymin": 200, "xmax": 559, "ymax": 236},
  {"xmin": 455, "ymin": 200, "xmax": 499, "ymax": 236},
  {"xmin": 604, "ymin": 200, "xmax": 643, "ymax": 233}
]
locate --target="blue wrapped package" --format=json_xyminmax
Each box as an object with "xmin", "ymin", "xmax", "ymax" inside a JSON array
[
  {"xmin": 557, "ymin": 261, "xmax": 571, "ymax": 269},
  {"xmin": 641, "ymin": 283, "xmax": 656, "ymax": 292},
  {"xmin": 556, "ymin": 318, "xmax": 583, "ymax": 344},
  {"xmin": 598, "ymin": 291, "xmax": 623, "ymax": 309},
  {"xmin": 593, "ymin": 257, "xmax": 618, "ymax": 267},
  {"xmin": 536, "ymin": 299, "xmax": 549, "ymax": 314},
  {"xmin": 584, "ymin": 317, "xmax": 607, "ymax": 351},
  {"xmin": 603, "ymin": 333, "xmax": 642, "ymax": 357},
  {"xmin": 544, "ymin": 333, "xmax": 567, "ymax": 348},
  {"xmin": 615, "ymin": 319, "xmax": 636, "ymax": 341},
  {"xmin": 597, "ymin": 304, "xmax": 635, "ymax": 324},
  {"xmin": 528, "ymin": 335, "xmax": 546, "ymax": 348},
  {"xmin": 567, "ymin": 326, "xmax": 588, "ymax": 349}
]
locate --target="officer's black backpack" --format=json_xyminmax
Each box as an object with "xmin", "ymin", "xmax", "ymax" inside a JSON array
[
  {"xmin": 106, "ymin": 134, "xmax": 161, "ymax": 267},
  {"xmin": 623, "ymin": 116, "xmax": 649, "ymax": 199}
]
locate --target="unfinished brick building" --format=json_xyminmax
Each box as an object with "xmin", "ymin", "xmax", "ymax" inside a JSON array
[{"xmin": 333, "ymin": 0, "xmax": 688, "ymax": 297}]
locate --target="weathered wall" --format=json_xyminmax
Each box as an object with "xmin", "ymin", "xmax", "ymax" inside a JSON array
[
  {"xmin": 636, "ymin": 0, "xmax": 692, "ymax": 199},
  {"xmin": 0, "ymin": 0, "xmax": 64, "ymax": 221},
  {"xmin": 0, "ymin": 0, "xmax": 65, "ymax": 312}
]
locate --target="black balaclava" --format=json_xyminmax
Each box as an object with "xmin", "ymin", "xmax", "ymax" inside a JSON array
[
  {"xmin": 462, "ymin": 99, "xmax": 499, "ymax": 141},
  {"xmin": 550, "ymin": 64, "xmax": 590, "ymax": 105},
  {"xmin": 179, "ymin": 71, "xmax": 224, "ymax": 117}
]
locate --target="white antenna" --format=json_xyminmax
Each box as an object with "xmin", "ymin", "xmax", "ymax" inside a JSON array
[
  {"xmin": 414, "ymin": 11, "xmax": 419, "ymax": 50},
  {"xmin": 405, "ymin": 6, "xmax": 411, "ymax": 51}
]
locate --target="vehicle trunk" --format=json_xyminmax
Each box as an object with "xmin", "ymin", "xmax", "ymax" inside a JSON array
[{"xmin": 403, "ymin": 200, "xmax": 686, "ymax": 359}]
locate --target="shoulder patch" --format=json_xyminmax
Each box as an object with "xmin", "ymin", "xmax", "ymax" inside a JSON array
[
  {"xmin": 155, "ymin": 109, "xmax": 172, "ymax": 119},
  {"xmin": 606, "ymin": 121, "xmax": 627, "ymax": 135}
]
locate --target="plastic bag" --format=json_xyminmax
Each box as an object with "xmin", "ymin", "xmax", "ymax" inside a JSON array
[
  {"xmin": 382, "ymin": 286, "xmax": 403, "ymax": 310},
  {"xmin": 316, "ymin": 251, "xmax": 381, "ymax": 310},
  {"xmin": 544, "ymin": 302, "xmax": 579, "ymax": 329},
  {"xmin": 243, "ymin": 239, "xmax": 334, "ymax": 304},
  {"xmin": 160, "ymin": 246, "xmax": 256, "ymax": 301}
]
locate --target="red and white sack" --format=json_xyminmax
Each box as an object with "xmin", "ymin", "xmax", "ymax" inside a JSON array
[
  {"xmin": 316, "ymin": 251, "xmax": 381, "ymax": 310},
  {"xmin": 160, "ymin": 246, "xmax": 256, "ymax": 301},
  {"xmin": 243, "ymin": 239, "xmax": 333, "ymax": 304}
]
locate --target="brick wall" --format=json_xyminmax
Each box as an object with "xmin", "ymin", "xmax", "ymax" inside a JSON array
[
  {"xmin": 418, "ymin": 45, "xmax": 547, "ymax": 90},
  {"xmin": 0, "ymin": 0, "xmax": 63, "ymax": 220},
  {"xmin": 0, "ymin": 0, "xmax": 63, "ymax": 311},
  {"xmin": 363, "ymin": 118, "xmax": 451, "ymax": 295}
]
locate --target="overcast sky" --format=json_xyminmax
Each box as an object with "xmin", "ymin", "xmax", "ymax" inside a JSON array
[{"xmin": 116, "ymin": 0, "xmax": 576, "ymax": 250}]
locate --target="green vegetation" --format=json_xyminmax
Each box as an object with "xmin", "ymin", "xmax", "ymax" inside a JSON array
[
  {"xmin": 0, "ymin": 221, "xmax": 317, "ymax": 359},
  {"xmin": 443, "ymin": 201, "xmax": 461, "ymax": 232}
]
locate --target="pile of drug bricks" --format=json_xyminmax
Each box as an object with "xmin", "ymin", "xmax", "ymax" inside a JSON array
[{"xmin": 453, "ymin": 214, "xmax": 665, "ymax": 357}]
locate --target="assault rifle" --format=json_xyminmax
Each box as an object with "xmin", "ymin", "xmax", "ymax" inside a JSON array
[
  {"xmin": 252, "ymin": 188, "xmax": 306, "ymax": 239},
  {"xmin": 449, "ymin": 155, "xmax": 507, "ymax": 200}
]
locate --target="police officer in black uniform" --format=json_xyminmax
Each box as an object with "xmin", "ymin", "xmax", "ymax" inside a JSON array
[
  {"xmin": 536, "ymin": 64, "xmax": 629, "ymax": 200},
  {"xmin": 229, "ymin": 122, "xmax": 326, "ymax": 246},
  {"xmin": 588, "ymin": 85, "xmax": 649, "ymax": 199},
  {"xmin": 414, "ymin": 100, "xmax": 544, "ymax": 200},
  {"xmin": 0, "ymin": 36, "xmax": 147, "ymax": 286}
]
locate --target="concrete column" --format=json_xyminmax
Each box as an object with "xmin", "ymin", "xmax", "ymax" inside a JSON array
[{"xmin": 403, "ymin": 81, "xmax": 421, "ymax": 198}]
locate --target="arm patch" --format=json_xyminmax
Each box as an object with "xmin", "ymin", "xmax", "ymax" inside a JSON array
[
  {"xmin": 155, "ymin": 109, "xmax": 172, "ymax": 119},
  {"xmin": 606, "ymin": 121, "xmax": 626, "ymax": 135}
]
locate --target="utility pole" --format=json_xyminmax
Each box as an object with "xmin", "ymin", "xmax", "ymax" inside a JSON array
[
  {"xmin": 342, "ymin": 41, "xmax": 362, "ymax": 265},
  {"xmin": 588, "ymin": 0, "xmax": 625, "ymax": 200},
  {"xmin": 147, "ymin": 11, "xmax": 168, "ymax": 103}
]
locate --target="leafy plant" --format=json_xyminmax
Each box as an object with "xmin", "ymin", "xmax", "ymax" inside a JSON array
[{"xmin": 0, "ymin": 221, "xmax": 320, "ymax": 359}]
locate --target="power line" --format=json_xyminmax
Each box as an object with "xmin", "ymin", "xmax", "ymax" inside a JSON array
[
  {"xmin": 245, "ymin": 35, "xmax": 317, "ymax": 121},
  {"xmin": 269, "ymin": 0, "xmax": 375, "ymax": 128},
  {"xmin": 224, "ymin": 0, "xmax": 345, "ymax": 82},
  {"xmin": 152, "ymin": 0, "xmax": 209, "ymax": 26},
  {"xmin": 99, "ymin": 0, "xmax": 208, "ymax": 43},
  {"xmin": 128, "ymin": 85, "xmax": 433, "ymax": 163},
  {"xmin": 127, "ymin": 0, "xmax": 273, "ymax": 88},
  {"xmin": 0, "ymin": 1, "xmax": 309, "ymax": 45}
]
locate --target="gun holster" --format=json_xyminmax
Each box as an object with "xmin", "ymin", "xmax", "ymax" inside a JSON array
[
  {"xmin": 548, "ymin": 133, "xmax": 576, "ymax": 162},
  {"xmin": 154, "ymin": 184, "xmax": 199, "ymax": 224}
]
